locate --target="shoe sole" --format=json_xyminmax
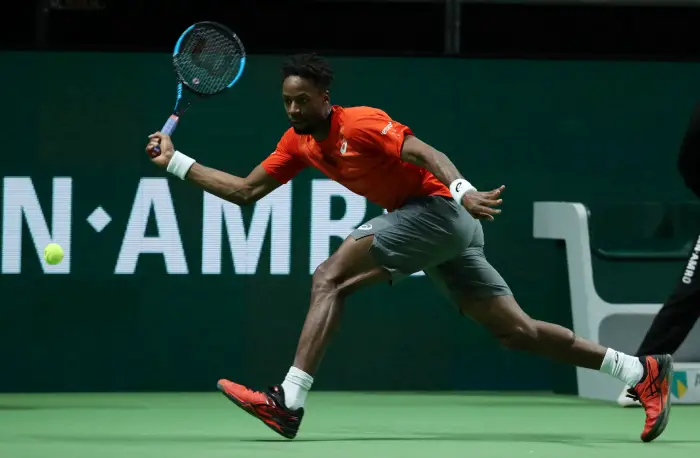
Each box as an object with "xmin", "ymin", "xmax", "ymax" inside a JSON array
[
  {"xmin": 216, "ymin": 382, "xmax": 296, "ymax": 440},
  {"xmin": 619, "ymin": 400, "xmax": 642, "ymax": 408},
  {"xmin": 641, "ymin": 354, "xmax": 673, "ymax": 443}
]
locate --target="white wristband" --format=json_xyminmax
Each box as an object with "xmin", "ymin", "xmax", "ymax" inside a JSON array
[
  {"xmin": 449, "ymin": 178, "xmax": 476, "ymax": 204},
  {"xmin": 166, "ymin": 150, "xmax": 196, "ymax": 180}
]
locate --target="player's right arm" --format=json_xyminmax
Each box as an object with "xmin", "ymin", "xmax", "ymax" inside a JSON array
[
  {"xmin": 145, "ymin": 130, "xmax": 305, "ymax": 206},
  {"xmin": 185, "ymin": 163, "xmax": 280, "ymax": 206}
]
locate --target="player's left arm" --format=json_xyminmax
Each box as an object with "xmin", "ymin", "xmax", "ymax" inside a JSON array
[
  {"xmin": 400, "ymin": 135, "xmax": 505, "ymax": 221},
  {"xmin": 352, "ymin": 108, "xmax": 504, "ymax": 220},
  {"xmin": 400, "ymin": 135, "xmax": 464, "ymax": 188}
]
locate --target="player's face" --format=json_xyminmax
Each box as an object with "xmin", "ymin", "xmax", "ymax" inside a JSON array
[{"xmin": 282, "ymin": 76, "xmax": 329, "ymax": 135}]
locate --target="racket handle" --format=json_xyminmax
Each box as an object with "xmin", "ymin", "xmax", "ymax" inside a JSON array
[{"xmin": 153, "ymin": 115, "xmax": 180, "ymax": 153}]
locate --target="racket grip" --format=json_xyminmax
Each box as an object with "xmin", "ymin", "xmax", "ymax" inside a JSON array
[{"xmin": 153, "ymin": 115, "xmax": 180, "ymax": 153}]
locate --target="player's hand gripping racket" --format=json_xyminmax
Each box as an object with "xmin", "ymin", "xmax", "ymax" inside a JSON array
[{"xmin": 150, "ymin": 21, "xmax": 246, "ymax": 157}]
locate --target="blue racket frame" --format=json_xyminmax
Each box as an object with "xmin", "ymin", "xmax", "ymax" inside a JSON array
[{"xmin": 154, "ymin": 22, "xmax": 246, "ymax": 152}]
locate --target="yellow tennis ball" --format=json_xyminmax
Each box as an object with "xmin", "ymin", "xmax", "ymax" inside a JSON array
[{"xmin": 44, "ymin": 243, "xmax": 64, "ymax": 265}]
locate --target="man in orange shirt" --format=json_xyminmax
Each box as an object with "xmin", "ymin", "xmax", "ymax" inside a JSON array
[{"xmin": 145, "ymin": 53, "xmax": 672, "ymax": 442}]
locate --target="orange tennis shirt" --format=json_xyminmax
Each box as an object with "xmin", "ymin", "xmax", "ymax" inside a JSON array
[{"xmin": 261, "ymin": 105, "xmax": 451, "ymax": 211}]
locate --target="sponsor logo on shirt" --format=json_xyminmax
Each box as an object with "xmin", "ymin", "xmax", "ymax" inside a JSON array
[{"xmin": 381, "ymin": 122, "xmax": 393, "ymax": 135}]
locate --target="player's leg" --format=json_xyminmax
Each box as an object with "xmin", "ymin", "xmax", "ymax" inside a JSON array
[
  {"xmin": 429, "ymin": 224, "xmax": 672, "ymax": 442},
  {"xmin": 283, "ymin": 197, "xmax": 478, "ymax": 395},
  {"xmin": 217, "ymin": 234, "xmax": 390, "ymax": 438},
  {"xmin": 618, "ymin": 235, "xmax": 700, "ymax": 406},
  {"xmin": 216, "ymin": 199, "xmax": 458, "ymax": 439},
  {"xmin": 289, "ymin": 233, "xmax": 391, "ymax": 378},
  {"xmin": 427, "ymin": 250, "xmax": 615, "ymax": 370},
  {"xmin": 457, "ymin": 293, "xmax": 671, "ymax": 442}
]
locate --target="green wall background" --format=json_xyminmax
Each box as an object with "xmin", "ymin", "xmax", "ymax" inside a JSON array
[{"xmin": 0, "ymin": 52, "xmax": 698, "ymax": 392}]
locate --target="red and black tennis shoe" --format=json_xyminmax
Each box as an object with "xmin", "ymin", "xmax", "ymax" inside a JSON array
[
  {"xmin": 629, "ymin": 354, "xmax": 673, "ymax": 442},
  {"xmin": 216, "ymin": 379, "xmax": 303, "ymax": 439}
]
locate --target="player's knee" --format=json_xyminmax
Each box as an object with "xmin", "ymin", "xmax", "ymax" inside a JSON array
[
  {"xmin": 496, "ymin": 319, "xmax": 539, "ymax": 351},
  {"xmin": 311, "ymin": 261, "xmax": 343, "ymax": 295}
]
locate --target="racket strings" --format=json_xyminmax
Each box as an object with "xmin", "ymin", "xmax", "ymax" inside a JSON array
[{"xmin": 174, "ymin": 25, "xmax": 244, "ymax": 95}]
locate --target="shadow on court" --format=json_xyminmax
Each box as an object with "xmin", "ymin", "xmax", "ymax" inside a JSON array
[
  {"xmin": 0, "ymin": 405, "xmax": 147, "ymax": 411},
  {"xmin": 21, "ymin": 432, "xmax": 700, "ymax": 446}
]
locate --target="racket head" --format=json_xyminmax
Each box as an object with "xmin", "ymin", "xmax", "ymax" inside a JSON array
[{"xmin": 172, "ymin": 21, "xmax": 246, "ymax": 97}]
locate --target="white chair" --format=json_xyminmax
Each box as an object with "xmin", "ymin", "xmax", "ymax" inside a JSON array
[{"xmin": 533, "ymin": 201, "xmax": 700, "ymax": 403}]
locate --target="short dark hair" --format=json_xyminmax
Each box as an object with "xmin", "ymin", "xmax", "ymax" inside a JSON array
[{"xmin": 281, "ymin": 53, "xmax": 334, "ymax": 91}]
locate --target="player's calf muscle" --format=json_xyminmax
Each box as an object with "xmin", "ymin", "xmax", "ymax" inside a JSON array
[
  {"xmin": 528, "ymin": 320, "xmax": 605, "ymax": 369},
  {"xmin": 461, "ymin": 295, "xmax": 606, "ymax": 370},
  {"xmin": 494, "ymin": 320, "xmax": 539, "ymax": 350},
  {"xmin": 495, "ymin": 318, "xmax": 604, "ymax": 369}
]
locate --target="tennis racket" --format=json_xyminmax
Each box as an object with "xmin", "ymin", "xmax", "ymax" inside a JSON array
[{"xmin": 150, "ymin": 21, "xmax": 246, "ymax": 156}]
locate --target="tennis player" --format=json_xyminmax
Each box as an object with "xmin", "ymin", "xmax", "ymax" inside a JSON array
[{"xmin": 145, "ymin": 53, "xmax": 672, "ymax": 442}]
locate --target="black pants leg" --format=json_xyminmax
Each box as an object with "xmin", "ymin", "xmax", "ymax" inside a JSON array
[{"xmin": 636, "ymin": 234, "xmax": 700, "ymax": 356}]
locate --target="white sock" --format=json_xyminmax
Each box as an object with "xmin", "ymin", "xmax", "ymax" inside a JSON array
[
  {"xmin": 599, "ymin": 348, "xmax": 645, "ymax": 387},
  {"xmin": 280, "ymin": 366, "xmax": 314, "ymax": 411}
]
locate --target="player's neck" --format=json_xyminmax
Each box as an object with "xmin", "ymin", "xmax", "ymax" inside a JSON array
[{"xmin": 311, "ymin": 107, "xmax": 333, "ymax": 142}]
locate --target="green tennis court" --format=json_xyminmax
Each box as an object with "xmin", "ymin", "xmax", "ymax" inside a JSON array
[{"xmin": 0, "ymin": 392, "xmax": 697, "ymax": 457}]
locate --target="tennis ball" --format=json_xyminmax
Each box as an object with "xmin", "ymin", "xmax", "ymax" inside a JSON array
[{"xmin": 44, "ymin": 243, "xmax": 64, "ymax": 265}]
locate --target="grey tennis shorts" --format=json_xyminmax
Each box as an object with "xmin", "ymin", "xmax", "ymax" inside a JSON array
[{"xmin": 350, "ymin": 195, "xmax": 512, "ymax": 307}]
